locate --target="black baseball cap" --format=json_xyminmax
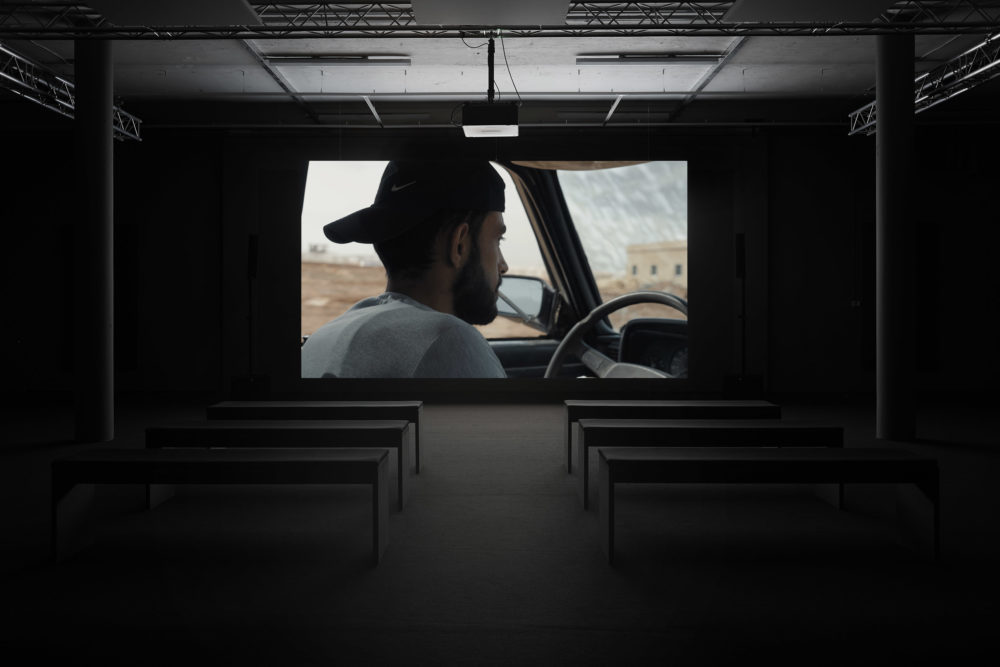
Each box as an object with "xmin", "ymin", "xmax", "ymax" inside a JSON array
[{"xmin": 323, "ymin": 160, "xmax": 506, "ymax": 244}]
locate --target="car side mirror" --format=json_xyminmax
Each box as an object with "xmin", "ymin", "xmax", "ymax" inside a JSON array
[{"xmin": 496, "ymin": 275, "xmax": 558, "ymax": 334}]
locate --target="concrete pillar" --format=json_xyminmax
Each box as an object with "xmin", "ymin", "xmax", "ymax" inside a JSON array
[
  {"xmin": 74, "ymin": 40, "xmax": 114, "ymax": 442},
  {"xmin": 875, "ymin": 34, "xmax": 915, "ymax": 441}
]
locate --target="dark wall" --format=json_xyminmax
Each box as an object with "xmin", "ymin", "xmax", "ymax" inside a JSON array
[
  {"xmin": 766, "ymin": 130, "xmax": 876, "ymax": 396},
  {"xmin": 764, "ymin": 125, "xmax": 1000, "ymax": 398},
  {"xmin": 114, "ymin": 135, "xmax": 224, "ymax": 392},
  {"xmin": 911, "ymin": 125, "xmax": 1000, "ymax": 395},
  {"xmin": 3, "ymin": 131, "xmax": 77, "ymax": 393},
  {"xmin": 4, "ymin": 110, "xmax": 996, "ymax": 402},
  {"xmin": 1, "ymin": 126, "xmax": 224, "ymax": 395}
]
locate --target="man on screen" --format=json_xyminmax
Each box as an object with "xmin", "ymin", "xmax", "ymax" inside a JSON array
[{"xmin": 301, "ymin": 160, "xmax": 509, "ymax": 378}]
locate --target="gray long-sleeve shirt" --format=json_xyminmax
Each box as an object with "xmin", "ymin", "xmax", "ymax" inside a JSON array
[{"xmin": 301, "ymin": 292, "xmax": 507, "ymax": 378}]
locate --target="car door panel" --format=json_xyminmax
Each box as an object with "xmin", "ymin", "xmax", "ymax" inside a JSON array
[{"xmin": 489, "ymin": 339, "xmax": 586, "ymax": 378}]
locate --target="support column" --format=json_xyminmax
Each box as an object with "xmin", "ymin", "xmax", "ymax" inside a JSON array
[
  {"xmin": 74, "ymin": 40, "xmax": 114, "ymax": 442},
  {"xmin": 875, "ymin": 34, "xmax": 915, "ymax": 441}
]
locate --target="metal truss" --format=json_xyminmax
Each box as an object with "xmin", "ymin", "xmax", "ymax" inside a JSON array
[
  {"xmin": 849, "ymin": 100, "xmax": 879, "ymax": 135},
  {"xmin": 1, "ymin": 2, "xmax": 1000, "ymax": 39},
  {"xmin": 0, "ymin": 42, "xmax": 141, "ymax": 140},
  {"xmin": 848, "ymin": 30, "xmax": 1000, "ymax": 134}
]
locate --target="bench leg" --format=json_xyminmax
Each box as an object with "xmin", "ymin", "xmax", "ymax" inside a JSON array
[
  {"xmin": 53, "ymin": 483, "xmax": 95, "ymax": 562},
  {"xmin": 577, "ymin": 435, "xmax": 591, "ymax": 510},
  {"xmin": 147, "ymin": 483, "xmax": 176, "ymax": 510},
  {"xmin": 896, "ymin": 482, "xmax": 939, "ymax": 562},
  {"xmin": 373, "ymin": 458, "xmax": 389, "ymax": 565},
  {"xmin": 565, "ymin": 416, "xmax": 573, "ymax": 473},
  {"xmin": 599, "ymin": 457, "xmax": 615, "ymax": 564},
  {"xmin": 397, "ymin": 434, "xmax": 410, "ymax": 512},
  {"xmin": 813, "ymin": 483, "xmax": 844, "ymax": 510},
  {"xmin": 412, "ymin": 420, "xmax": 420, "ymax": 475}
]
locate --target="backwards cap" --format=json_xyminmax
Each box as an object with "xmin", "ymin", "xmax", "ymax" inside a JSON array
[{"xmin": 323, "ymin": 160, "xmax": 505, "ymax": 244}]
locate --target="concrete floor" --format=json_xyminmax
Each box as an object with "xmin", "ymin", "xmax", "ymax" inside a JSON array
[{"xmin": 2, "ymin": 393, "xmax": 998, "ymax": 665}]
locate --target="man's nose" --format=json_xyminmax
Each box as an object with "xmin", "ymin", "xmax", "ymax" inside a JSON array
[{"xmin": 498, "ymin": 250, "xmax": 509, "ymax": 274}]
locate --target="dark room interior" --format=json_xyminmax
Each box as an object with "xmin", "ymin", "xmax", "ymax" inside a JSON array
[{"xmin": 3, "ymin": 2, "xmax": 1000, "ymax": 665}]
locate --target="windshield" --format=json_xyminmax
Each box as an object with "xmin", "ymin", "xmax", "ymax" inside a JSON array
[{"xmin": 557, "ymin": 161, "xmax": 688, "ymax": 330}]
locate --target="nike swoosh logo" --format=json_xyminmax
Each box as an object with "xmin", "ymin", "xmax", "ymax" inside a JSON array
[{"xmin": 391, "ymin": 180, "xmax": 417, "ymax": 192}]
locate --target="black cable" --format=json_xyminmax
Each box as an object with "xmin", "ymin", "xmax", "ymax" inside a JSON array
[
  {"xmin": 499, "ymin": 29, "xmax": 522, "ymax": 105},
  {"xmin": 460, "ymin": 32, "xmax": 490, "ymax": 49},
  {"xmin": 449, "ymin": 102, "xmax": 464, "ymax": 126},
  {"xmin": 487, "ymin": 36, "xmax": 495, "ymax": 103}
]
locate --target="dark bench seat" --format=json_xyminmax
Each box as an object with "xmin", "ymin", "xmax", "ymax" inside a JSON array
[
  {"xmin": 51, "ymin": 447, "xmax": 390, "ymax": 565},
  {"xmin": 598, "ymin": 446, "xmax": 939, "ymax": 564},
  {"xmin": 146, "ymin": 419, "xmax": 410, "ymax": 511},
  {"xmin": 577, "ymin": 418, "xmax": 843, "ymax": 509},
  {"xmin": 206, "ymin": 400, "xmax": 423, "ymax": 473},
  {"xmin": 564, "ymin": 400, "xmax": 781, "ymax": 473}
]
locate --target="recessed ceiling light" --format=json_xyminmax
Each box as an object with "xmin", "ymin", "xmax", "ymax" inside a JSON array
[
  {"xmin": 576, "ymin": 54, "xmax": 724, "ymax": 66},
  {"xmin": 265, "ymin": 55, "xmax": 411, "ymax": 66}
]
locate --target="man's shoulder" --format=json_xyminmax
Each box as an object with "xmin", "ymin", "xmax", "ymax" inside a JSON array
[
  {"xmin": 349, "ymin": 295, "xmax": 386, "ymax": 311},
  {"xmin": 432, "ymin": 316, "xmax": 486, "ymax": 340},
  {"xmin": 415, "ymin": 320, "xmax": 504, "ymax": 378},
  {"xmin": 362, "ymin": 293, "xmax": 474, "ymax": 329}
]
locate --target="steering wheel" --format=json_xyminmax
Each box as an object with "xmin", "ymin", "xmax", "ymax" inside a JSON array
[{"xmin": 544, "ymin": 291, "xmax": 688, "ymax": 379}]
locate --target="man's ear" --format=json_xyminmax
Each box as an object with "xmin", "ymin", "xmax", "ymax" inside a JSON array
[{"xmin": 448, "ymin": 221, "xmax": 472, "ymax": 268}]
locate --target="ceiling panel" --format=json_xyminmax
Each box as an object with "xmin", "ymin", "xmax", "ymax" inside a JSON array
[
  {"xmin": 724, "ymin": 0, "xmax": 895, "ymax": 22},
  {"xmin": 114, "ymin": 65, "xmax": 281, "ymax": 97},
  {"xmin": 275, "ymin": 63, "xmax": 716, "ymax": 97},
  {"xmin": 703, "ymin": 64, "xmax": 877, "ymax": 96},
  {"xmin": 112, "ymin": 40, "xmax": 264, "ymax": 67},
  {"xmin": 250, "ymin": 36, "xmax": 739, "ymax": 67},
  {"xmin": 88, "ymin": 0, "xmax": 260, "ymax": 26},
  {"xmin": 411, "ymin": 0, "xmax": 569, "ymax": 25}
]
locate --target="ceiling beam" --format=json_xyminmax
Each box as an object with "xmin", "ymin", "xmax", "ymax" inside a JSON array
[
  {"xmin": 362, "ymin": 95, "xmax": 384, "ymax": 127},
  {"xmin": 602, "ymin": 94, "xmax": 624, "ymax": 125}
]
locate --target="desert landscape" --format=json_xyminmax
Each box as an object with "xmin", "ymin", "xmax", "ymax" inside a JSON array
[
  {"xmin": 301, "ymin": 262, "xmax": 687, "ymax": 341},
  {"xmin": 301, "ymin": 262, "xmax": 543, "ymax": 340}
]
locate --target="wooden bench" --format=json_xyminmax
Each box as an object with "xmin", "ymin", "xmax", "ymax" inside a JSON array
[
  {"xmin": 206, "ymin": 400, "xmax": 423, "ymax": 473},
  {"xmin": 598, "ymin": 446, "xmax": 939, "ymax": 564},
  {"xmin": 564, "ymin": 400, "xmax": 781, "ymax": 473},
  {"xmin": 146, "ymin": 419, "xmax": 410, "ymax": 511},
  {"xmin": 577, "ymin": 419, "xmax": 843, "ymax": 509},
  {"xmin": 51, "ymin": 447, "xmax": 390, "ymax": 565}
]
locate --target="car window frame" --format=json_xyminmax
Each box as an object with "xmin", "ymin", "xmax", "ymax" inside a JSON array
[{"xmin": 499, "ymin": 161, "xmax": 618, "ymax": 338}]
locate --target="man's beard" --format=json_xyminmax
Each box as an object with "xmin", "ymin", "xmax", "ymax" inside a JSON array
[{"xmin": 453, "ymin": 247, "xmax": 499, "ymax": 325}]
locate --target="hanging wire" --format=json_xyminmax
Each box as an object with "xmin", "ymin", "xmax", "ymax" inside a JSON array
[
  {"xmin": 449, "ymin": 101, "xmax": 464, "ymax": 126},
  {"xmin": 498, "ymin": 29, "xmax": 522, "ymax": 105},
  {"xmin": 460, "ymin": 31, "xmax": 490, "ymax": 49}
]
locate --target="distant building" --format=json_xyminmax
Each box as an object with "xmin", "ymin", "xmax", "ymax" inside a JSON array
[{"xmin": 626, "ymin": 240, "xmax": 687, "ymax": 290}]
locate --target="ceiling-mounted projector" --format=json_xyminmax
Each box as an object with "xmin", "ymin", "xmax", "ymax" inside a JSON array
[{"xmin": 461, "ymin": 101, "xmax": 519, "ymax": 137}]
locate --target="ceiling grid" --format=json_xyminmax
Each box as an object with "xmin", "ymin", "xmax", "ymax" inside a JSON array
[{"xmin": 1, "ymin": 2, "xmax": 998, "ymax": 131}]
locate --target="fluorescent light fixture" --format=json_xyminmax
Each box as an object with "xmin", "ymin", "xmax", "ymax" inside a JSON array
[
  {"xmin": 264, "ymin": 55, "xmax": 411, "ymax": 66},
  {"xmin": 461, "ymin": 102, "xmax": 519, "ymax": 137},
  {"xmin": 576, "ymin": 54, "xmax": 724, "ymax": 66}
]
